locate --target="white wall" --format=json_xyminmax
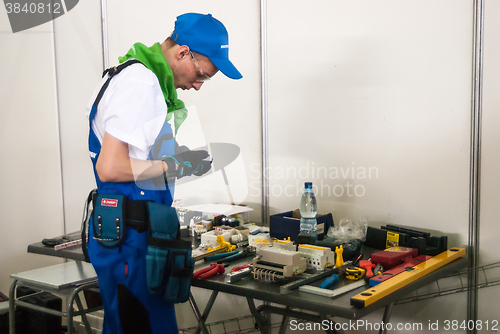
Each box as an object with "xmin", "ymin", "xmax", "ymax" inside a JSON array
[
  {"xmin": 0, "ymin": 13, "xmax": 65, "ymax": 293},
  {"xmin": 267, "ymin": 0, "xmax": 472, "ymax": 244},
  {"xmin": 267, "ymin": 1, "xmax": 473, "ymax": 331},
  {"xmin": 2, "ymin": 0, "xmax": 500, "ymax": 331}
]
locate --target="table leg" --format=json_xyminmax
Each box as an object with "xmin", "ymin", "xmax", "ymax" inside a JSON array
[
  {"xmin": 379, "ymin": 301, "xmax": 394, "ymax": 334},
  {"xmin": 278, "ymin": 307, "xmax": 290, "ymax": 334},
  {"xmin": 74, "ymin": 292, "xmax": 93, "ymax": 334},
  {"xmin": 247, "ymin": 298, "xmax": 271, "ymax": 334},
  {"xmin": 9, "ymin": 280, "xmax": 17, "ymax": 334},
  {"xmin": 320, "ymin": 314, "xmax": 346, "ymax": 334},
  {"xmin": 255, "ymin": 304, "xmax": 346, "ymax": 334},
  {"xmin": 67, "ymin": 289, "xmax": 75, "ymax": 334},
  {"xmin": 189, "ymin": 291, "xmax": 218, "ymax": 334}
]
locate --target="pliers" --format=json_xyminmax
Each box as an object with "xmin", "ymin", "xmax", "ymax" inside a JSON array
[
  {"xmin": 205, "ymin": 250, "xmax": 240, "ymax": 262},
  {"xmin": 205, "ymin": 247, "xmax": 256, "ymax": 264},
  {"xmin": 227, "ymin": 247, "xmax": 256, "ymax": 263},
  {"xmin": 193, "ymin": 263, "xmax": 226, "ymax": 279}
]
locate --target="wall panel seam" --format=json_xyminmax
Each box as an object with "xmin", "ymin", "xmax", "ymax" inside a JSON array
[{"xmin": 50, "ymin": 19, "xmax": 67, "ymax": 235}]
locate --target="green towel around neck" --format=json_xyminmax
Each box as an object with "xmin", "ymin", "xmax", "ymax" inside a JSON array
[{"xmin": 118, "ymin": 42, "xmax": 187, "ymax": 135}]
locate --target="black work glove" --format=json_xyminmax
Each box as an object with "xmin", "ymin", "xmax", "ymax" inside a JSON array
[{"xmin": 162, "ymin": 150, "xmax": 212, "ymax": 179}]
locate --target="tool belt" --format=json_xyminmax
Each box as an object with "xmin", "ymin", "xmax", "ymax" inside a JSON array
[{"xmin": 81, "ymin": 190, "xmax": 194, "ymax": 304}]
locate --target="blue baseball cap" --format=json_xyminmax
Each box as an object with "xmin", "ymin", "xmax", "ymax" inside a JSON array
[{"xmin": 171, "ymin": 13, "xmax": 242, "ymax": 80}]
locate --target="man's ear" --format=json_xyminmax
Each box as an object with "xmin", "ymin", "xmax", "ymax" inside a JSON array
[{"xmin": 176, "ymin": 45, "xmax": 190, "ymax": 60}]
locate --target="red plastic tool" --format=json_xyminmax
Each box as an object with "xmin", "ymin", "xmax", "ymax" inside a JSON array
[
  {"xmin": 359, "ymin": 260, "xmax": 376, "ymax": 277},
  {"xmin": 193, "ymin": 263, "xmax": 226, "ymax": 279}
]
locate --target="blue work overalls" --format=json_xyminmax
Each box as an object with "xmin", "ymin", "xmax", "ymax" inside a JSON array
[{"xmin": 87, "ymin": 60, "xmax": 178, "ymax": 334}]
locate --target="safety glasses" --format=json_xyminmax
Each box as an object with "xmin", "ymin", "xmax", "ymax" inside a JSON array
[{"xmin": 189, "ymin": 51, "xmax": 211, "ymax": 83}]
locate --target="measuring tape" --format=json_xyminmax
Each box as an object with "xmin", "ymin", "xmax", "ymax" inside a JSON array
[
  {"xmin": 350, "ymin": 247, "xmax": 466, "ymax": 308},
  {"xmin": 345, "ymin": 267, "xmax": 366, "ymax": 280}
]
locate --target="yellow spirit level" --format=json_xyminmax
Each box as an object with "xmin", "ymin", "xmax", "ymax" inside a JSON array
[{"xmin": 350, "ymin": 247, "xmax": 466, "ymax": 308}]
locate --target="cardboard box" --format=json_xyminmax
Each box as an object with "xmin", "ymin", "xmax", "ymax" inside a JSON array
[{"xmin": 270, "ymin": 210, "xmax": 334, "ymax": 242}]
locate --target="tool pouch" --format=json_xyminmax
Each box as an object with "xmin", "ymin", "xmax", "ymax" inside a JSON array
[
  {"xmin": 146, "ymin": 202, "xmax": 195, "ymax": 304},
  {"xmin": 92, "ymin": 193, "xmax": 127, "ymax": 248}
]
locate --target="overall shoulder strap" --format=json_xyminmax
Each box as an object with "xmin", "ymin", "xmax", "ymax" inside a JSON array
[
  {"xmin": 81, "ymin": 189, "xmax": 97, "ymax": 263},
  {"xmin": 92, "ymin": 59, "xmax": 144, "ymax": 110}
]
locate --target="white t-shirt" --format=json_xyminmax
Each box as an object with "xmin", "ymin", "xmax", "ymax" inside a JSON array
[{"xmin": 87, "ymin": 63, "xmax": 168, "ymax": 160}]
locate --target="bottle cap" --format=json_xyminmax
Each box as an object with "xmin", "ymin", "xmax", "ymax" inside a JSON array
[{"xmin": 305, "ymin": 182, "xmax": 312, "ymax": 189}]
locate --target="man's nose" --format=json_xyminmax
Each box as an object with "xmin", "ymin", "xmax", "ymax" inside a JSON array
[{"xmin": 192, "ymin": 82, "xmax": 204, "ymax": 91}]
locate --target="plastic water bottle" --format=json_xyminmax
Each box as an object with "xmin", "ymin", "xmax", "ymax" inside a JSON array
[{"xmin": 299, "ymin": 182, "xmax": 317, "ymax": 235}]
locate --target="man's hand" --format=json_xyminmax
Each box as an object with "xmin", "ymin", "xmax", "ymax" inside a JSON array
[{"xmin": 162, "ymin": 150, "xmax": 212, "ymax": 179}]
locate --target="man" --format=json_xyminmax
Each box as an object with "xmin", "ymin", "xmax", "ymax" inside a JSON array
[{"xmin": 85, "ymin": 13, "xmax": 242, "ymax": 334}]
